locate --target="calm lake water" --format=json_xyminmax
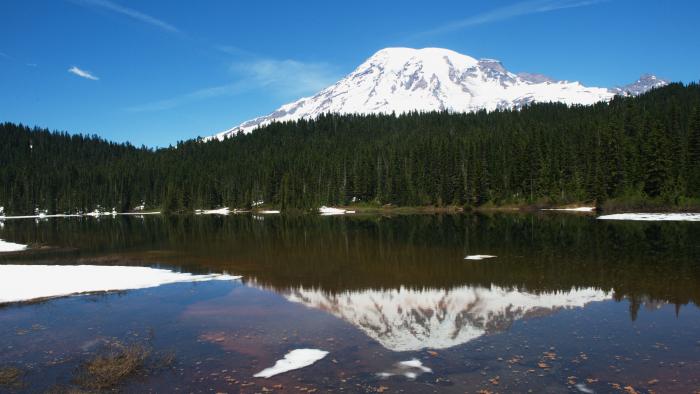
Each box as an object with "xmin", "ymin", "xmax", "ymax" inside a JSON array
[{"xmin": 1, "ymin": 213, "xmax": 699, "ymax": 393}]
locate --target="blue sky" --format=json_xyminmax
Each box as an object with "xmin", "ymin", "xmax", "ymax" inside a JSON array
[{"xmin": 1, "ymin": 0, "xmax": 699, "ymax": 147}]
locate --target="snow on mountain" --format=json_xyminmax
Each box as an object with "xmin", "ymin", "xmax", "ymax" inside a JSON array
[
  {"xmin": 611, "ymin": 73, "xmax": 670, "ymax": 96},
  {"xmin": 283, "ymin": 285, "xmax": 610, "ymax": 352},
  {"xmin": 209, "ymin": 47, "xmax": 668, "ymax": 141}
]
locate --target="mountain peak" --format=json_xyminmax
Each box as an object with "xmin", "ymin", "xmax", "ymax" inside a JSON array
[
  {"xmin": 370, "ymin": 47, "xmax": 479, "ymax": 61},
  {"xmin": 612, "ymin": 73, "xmax": 669, "ymax": 96},
  {"xmin": 207, "ymin": 48, "xmax": 668, "ymax": 141}
]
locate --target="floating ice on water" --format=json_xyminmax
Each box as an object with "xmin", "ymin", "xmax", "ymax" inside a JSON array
[
  {"xmin": 597, "ymin": 213, "xmax": 700, "ymax": 222},
  {"xmin": 0, "ymin": 265, "xmax": 241, "ymax": 304},
  {"xmin": 398, "ymin": 359, "xmax": 432, "ymax": 372},
  {"xmin": 253, "ymin": 349, "xmax": 328, "ymax": 378},
  {"xmin": 377, "ymin": 358, "xmax": 432, "ymax": 379},
  {"xmin": 464, "ymin": 255, "xmax": 497, "ymax": 260}
]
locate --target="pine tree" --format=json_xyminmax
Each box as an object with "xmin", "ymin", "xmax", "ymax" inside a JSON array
[
  {"xmin": 688, "ymin": 107, "xmax": 700, "ymax": 195},
  {"xmin": 642, "ymin": 120, "xmax": 671, "ymax": 198}
]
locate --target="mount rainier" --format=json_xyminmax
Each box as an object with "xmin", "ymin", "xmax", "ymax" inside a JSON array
[{"xmin": 209, "ymin": 47, "xmax": 668, "ymax": 140}]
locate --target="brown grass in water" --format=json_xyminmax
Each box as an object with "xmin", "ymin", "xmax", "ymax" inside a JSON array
[
  {"xmin": 74, "ymin": 342, "xmax": 151, "ymax": 390},
  {"xmin": 0, "ymin": 366, "xmax": 22, "ymax": 388}
]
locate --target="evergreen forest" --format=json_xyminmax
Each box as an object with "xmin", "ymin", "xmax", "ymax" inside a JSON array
[{"xmin": 1, "ymin": 83, "xmax": 700, "ymax": 214}]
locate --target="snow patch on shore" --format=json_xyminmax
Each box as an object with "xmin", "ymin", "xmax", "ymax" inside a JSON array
[
  {"xmin": 464, "ymin": 255, "xmax": 497, "ymax": 260},
  {"xmin": 253, "ymin": 349, "xmax": 328, "ymax": 378},
  {"xmin": 319, "ymin": 206, "xmax": 354, "ymax": 215},
  {"xmin": 0, "ymin": 239, "xmax": 27, "ymax": 253},
  {"xmin": 196, "ymin": 207, "xmax": 230, "ymax": 215},
  {"xmin": 597, "ymin": 213, "xmax": 700, "ymax": 222},
  {"xmin": 0, "ymin": 212, "xmax": 160, "ymax": 220},
  {"xmin": 0, "ymin": 214, "xmax": 82, "ymax": 220},
  {"xmin": 543, "ymin": 207, "xmax": 595, "ymax": 212},
  {"xmin": 0, "ymin": 265, "xmax": 241, "ymax": 304},
  {"xmin": 117, "ymin": 211, "xmax": 161, "ymax": 216}
]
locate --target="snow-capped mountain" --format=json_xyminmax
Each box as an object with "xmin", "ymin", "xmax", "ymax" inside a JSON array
[
  {"xmin": 283, "ymin": 285, "xmax": 610, "ymax": 352},
  {"xmin": 209, "ymin": 47, "xmax": 668, "ymax": 140},
  {"xmin": 611, "ymin": 73, "xmax": 669, "ymax": 96}
]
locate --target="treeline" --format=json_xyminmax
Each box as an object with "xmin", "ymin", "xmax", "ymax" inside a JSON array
[{"xmin": 1, "ymin": 83, "xmax": 700, "ymax": 214}]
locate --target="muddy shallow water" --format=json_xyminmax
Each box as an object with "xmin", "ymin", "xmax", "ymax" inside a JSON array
[{"xmin": 0, "ymin": 213, "xmax": 699, "ymax": 393}]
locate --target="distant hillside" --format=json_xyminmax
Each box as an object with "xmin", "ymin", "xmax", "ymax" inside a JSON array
[{"xmin": 1, "ymin": 83, "xmax": 699, "ymax": 214}]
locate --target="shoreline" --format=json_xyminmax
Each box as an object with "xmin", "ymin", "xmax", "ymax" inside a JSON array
[{"xmin": 3, "ymin": 202, "xmax": 700, "ymax": 219}]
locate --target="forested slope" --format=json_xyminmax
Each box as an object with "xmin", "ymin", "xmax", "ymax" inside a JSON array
[{"xmin": 1, "ymin": 83, "xmax": 699, "ymax": 214}]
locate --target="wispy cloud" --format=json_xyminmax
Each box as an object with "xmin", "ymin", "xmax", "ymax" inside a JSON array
[
  {"xmin": 0, "ymin": 51, "xmax": 37, "ymax": 67},
  {"xmin": 68, "ymin": 66, "xmax": 99, "ymax": 80},
  {"xmin": 214, "ymin": 45, "xmax": 256, "ymax": 57},
  {"xmin": 232, "ymin": 59, "xmax": 339, "ymax": 97},
  {"xmin": 412, "ymin": 0, "xmax": 608, "ymax": 38},
  {"xmin": 125, "ymin": 82, "xmax": 247, "ymax": 112},
  {"xmin": 126, "ymin": 58, "xmax": 339, "ymax": 112},
  {"xmin": 72, "ymin": 0, "xmax": 178, "ymax": 33}
]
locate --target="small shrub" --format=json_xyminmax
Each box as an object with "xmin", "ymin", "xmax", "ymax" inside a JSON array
[
  {"xmin": 0, "ymin": 366, "xmax": 22, "ymax": 388},
  {"xmin": 74, "ymin": 342, "xmax": 150, "ymax": 390}
]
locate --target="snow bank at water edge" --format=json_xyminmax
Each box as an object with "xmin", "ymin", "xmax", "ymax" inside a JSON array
[
  {"xmin": 253, "ymin": 349, "xmax": 329, "ymax": 378},
  {"xmin": 319, "ymin": 206, "xmax": 347, "ymax": 215},
  {"xmin": 597, "ymin": 213, "xmax": 700, "ymax": 222},
  {"xmin": 0, "ymin": 239, "xmax": 27, "ymax": 253},
  {"xmin": 0, "ymin": 265, "xmax": 241, "ymax": 304},
  {"xmin": 0, "ymin": 213, "xmax": 81, "ymax": 220},
  {"xmin": 195, "ymin": 207, "xmax": 230, "ymax": 215},
  {"xmin": 542, "ymin": 207, "xmax": 595, "ymax": 212},
  {"xmin": 0, "ymin": 212, "xmax": 160, "ymax": 220},
  {"xmin": 464, "ymin": 255, "xmax": 497, "ymax": 260},
  {"xmin": 318, "ymin": 206, "xmax": 357, "ymax": 215},
  {"xmin": 85, "ymin": 208, "xmax": 118, "ymax": 217}
]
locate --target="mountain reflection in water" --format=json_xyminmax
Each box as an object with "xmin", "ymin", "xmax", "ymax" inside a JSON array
[{"xmin": 280, "ymin": 284, "xmax": 609, "ymax": 351}]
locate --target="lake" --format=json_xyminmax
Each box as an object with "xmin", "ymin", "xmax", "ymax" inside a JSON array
[{"xmin": 1, "ymin": 213, "xmax": 699, "ymax": 393}]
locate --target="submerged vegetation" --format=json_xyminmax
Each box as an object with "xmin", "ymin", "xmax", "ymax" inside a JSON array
[
  {"xmin": 1, "ymin": 83, "xmax": 700, "ymax": 213},
  {"xmin": 73, "ymin": 340, "xmax": 174, "ymax": 391},
  {"xmin": 0, "ymin": 366, "xmax": 22, "ymax": 389},
  {"xmin": 74, "ymin": 342, "xmax": 151, "ymax": 390}
]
